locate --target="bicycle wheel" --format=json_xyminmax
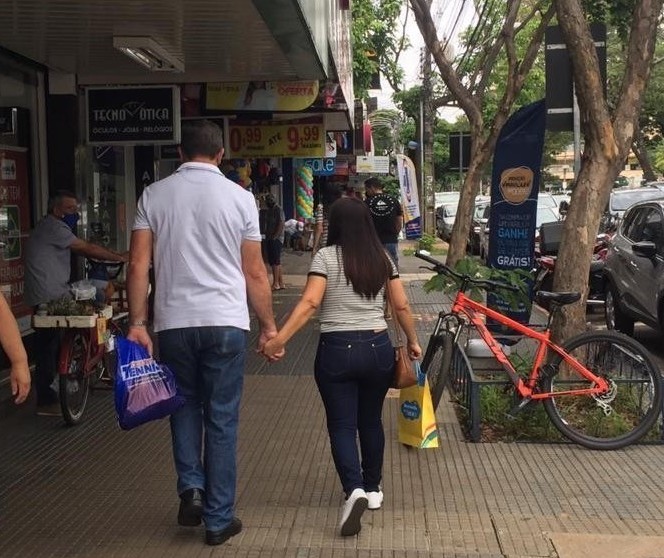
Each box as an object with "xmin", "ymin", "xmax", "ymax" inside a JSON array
[
  {"xmin": 541, "ymin": 331, "xmax": 662, "ymax": 450},
  {"xmin": 421, "ymin": 331, "xmax": 454, "ymax": 411},
  {"xmin": 59, "ymin": 332, "xmax": 90, "ymax": 425}
]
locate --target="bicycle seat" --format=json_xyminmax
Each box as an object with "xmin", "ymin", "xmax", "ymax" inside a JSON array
[{"xmin": 535, "ymin": 291, "xmax": 581, "ymax": 306}]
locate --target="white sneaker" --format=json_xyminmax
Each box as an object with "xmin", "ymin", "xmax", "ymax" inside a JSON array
[
  {"xmin": 339, "ymin": 488, "xmax": 368, "ymax": 536},
  {"xmin": 367, "ymin": 490, "xmax": 383, "ymax": 510}
]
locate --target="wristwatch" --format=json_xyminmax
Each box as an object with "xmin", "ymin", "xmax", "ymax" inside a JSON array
[{"xmin": 129, "ymin": 320, "xmax": 149, "ymax": 327}]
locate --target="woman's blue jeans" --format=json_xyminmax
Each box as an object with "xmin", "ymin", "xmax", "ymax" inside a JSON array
[
  {"xmin": 314, "ymin": 329, "xmax": 394, "ymax": 496},
  {"xmin": 158, "ymin": 326, "xmax": 247, "ymax": 532}
]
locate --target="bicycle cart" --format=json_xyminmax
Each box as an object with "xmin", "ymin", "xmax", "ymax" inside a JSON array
[{"xmin": 33, "ymin": 305, "xmax": 126, "ymax": 425}]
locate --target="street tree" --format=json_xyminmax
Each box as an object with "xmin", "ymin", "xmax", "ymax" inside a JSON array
[
  {"xmin": 551, "ymin": 0, "xmax": 664, "ymax": 341},
  {"xmin": 351, "ymin": 0, "xmax": 410, "ymax": 98},
  {"xmin": 410, "ymin": 0, "xmax": 555, "ymax": 266}
]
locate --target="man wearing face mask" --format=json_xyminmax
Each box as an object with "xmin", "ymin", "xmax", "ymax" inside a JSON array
[{"xmin": 24, "ymin": 189, "xmax": 127, "ymax": 415}]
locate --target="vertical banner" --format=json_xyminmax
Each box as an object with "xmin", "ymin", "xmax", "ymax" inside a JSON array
[
  {"xmin": 396, "ymin": 154, "xmax": 422, "ymax": 239},
  {"xmin": 487, "ymin": 100, "xmax": 546, "ymax": 325}
]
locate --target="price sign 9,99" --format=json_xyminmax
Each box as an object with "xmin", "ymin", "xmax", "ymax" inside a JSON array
[{"xmin": 228, "ymin": 121, "xmax": 325, "ymax": 158}]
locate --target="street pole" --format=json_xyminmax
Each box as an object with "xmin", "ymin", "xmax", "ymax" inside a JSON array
[{"xmin": 573, "ymin": 85, "xmax": 581, "ymax": 180}]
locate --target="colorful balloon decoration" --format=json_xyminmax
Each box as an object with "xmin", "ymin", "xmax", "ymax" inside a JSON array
[{"xmin": 295, "ymin": 164, "xmax": 314, "ymax": 220}]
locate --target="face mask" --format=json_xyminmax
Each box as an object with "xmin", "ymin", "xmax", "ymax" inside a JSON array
[{"xmin": 62, "ymin": 213, "xmax": 79, "ymax": 229}]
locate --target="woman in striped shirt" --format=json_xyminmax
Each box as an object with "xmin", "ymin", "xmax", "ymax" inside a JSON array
[{"xmin": 262, "ymin": 197, "xmax": 421, "ymax": 537}]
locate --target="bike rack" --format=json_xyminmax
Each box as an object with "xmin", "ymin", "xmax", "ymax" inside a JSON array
[{"xmin": 449, "ymin": 340, "xmax": 513, "ymax": 442}]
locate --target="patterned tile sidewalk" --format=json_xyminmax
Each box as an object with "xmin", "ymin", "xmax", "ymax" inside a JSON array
[{"xmin": 2, "ymin": 249, "xmax": 664, "ymax": 557}]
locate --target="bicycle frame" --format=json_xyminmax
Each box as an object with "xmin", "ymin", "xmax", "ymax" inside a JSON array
[
  {"xmin": 449, "ymin": 290, "xmax": 610, "ymax": 399},
  {"xmin": 57, "ymin": 327, "xmax": 105, "ymax": 377}
]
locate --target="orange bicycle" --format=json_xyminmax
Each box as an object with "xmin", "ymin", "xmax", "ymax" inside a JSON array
[{"xmin": 416, "ymin": 251, "xmax": 662, "ymax": 450}]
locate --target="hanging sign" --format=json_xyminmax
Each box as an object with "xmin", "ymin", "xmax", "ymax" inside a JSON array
[
  {"xmin": 227, "ymin": 119, "xmax": 325, "ymax": 158},
  {"xmin": 206, "ymin": 81, "xmax": 319, "ymax": 112},
  {"xmin": 86, "ymin": 86, "xmax": 180, "ymax": 145},
  {"xmin": 295, "ymin": 158, "xmax": 336, "ymax": 176}
]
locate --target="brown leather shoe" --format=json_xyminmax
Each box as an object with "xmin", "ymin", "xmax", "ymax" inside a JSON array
[{"xmin": 177, "ymin": 488, "xmax": 204, "ymax": 526}]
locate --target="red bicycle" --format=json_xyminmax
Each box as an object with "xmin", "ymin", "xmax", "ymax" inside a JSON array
[{"xmin": 416, "ymin": 251, "xmax": 662, "ymax": 450}]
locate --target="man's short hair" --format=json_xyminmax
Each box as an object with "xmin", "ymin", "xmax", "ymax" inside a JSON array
[
  {"xmin": 180, "ymin": 120, "xmax": 224, "ymax": 160},
  {"xmin": 47, "ymin": 190, "xmax": 78, "ymax": 213},
  {"xmin": 364, "ymin": 177, "xmax": 383, "ymax": 191}
]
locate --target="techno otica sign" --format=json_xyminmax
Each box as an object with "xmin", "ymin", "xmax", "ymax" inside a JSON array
[{"xmin": 86, "ymin": 86, "xmax": 181, "ymax": 145}]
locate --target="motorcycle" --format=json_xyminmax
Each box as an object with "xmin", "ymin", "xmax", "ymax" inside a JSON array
[{"xmin": 532, "ymin": 232, "xmax": 611, "ymax": 310}]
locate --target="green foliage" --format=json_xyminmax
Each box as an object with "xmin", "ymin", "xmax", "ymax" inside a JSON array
[
  {"xmin": 351, "ymin": 0, "xmax": 407, "ymax": 99},
  {"xmin": 418, "ymin": 233, "xmax": 437, "ymax": 252},
  {"xmin": 382, "ymin": 175, "xmax": 401, "ymax": 198},
  {"xmin": 422, "ymin": 257, "xmax": 532, "ymax": 310},
  {"xmin": 466, "ymin": 386, "xmax": 563, "ymax": 442},
  {"xmin": 582, "ymin": 0, "xmax": 636, "ymax": 42}
]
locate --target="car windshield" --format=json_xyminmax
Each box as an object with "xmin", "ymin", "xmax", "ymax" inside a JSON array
[
  {"xmin": 536, "ymin": 207, "xmax": 559, "ymax": 228},
  {"xmin": 611, "ymin": 189, "xmax": 664, "ymax": 211},
  {"xmin": 444, "ymin": 204, "xmax": 458, "ymax": 218},
  {"xmin": 537, "ymin": 194, "xmax": 557, "ymax": 209}
]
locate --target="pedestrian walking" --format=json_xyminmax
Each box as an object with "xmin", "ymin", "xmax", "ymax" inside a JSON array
[
  {"xmin": 264, "ymin": 193, "xmax": 286, "ymax": 290},
  {"xmin": 364, "ymin": 177, "xmax": 403, "ymax": 269},
  {"xmin": 312, "ymin": 183, "xmax": 342, "ymax": 253},
  {"xmin": 261, "ymin": 197, "xmax": 421, "ymax": 537},
  {"xmin": 126, "ymin": 120, "xmax": 278, "ymax": 547}
]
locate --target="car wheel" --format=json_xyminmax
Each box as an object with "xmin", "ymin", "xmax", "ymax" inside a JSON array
[{"xmin": 605, "ymin": 285, "xmax": 635, "ymax": 336}]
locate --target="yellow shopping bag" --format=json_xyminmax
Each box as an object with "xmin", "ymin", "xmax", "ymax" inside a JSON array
[{"xmin": 398, "ymin": 362, "xmax": 440, "ymax": 448}]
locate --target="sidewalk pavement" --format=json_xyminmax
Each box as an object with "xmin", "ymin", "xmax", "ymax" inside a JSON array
[{"xmin": 2, "ymin": 245, "xmax": 664, "ymax": 558}]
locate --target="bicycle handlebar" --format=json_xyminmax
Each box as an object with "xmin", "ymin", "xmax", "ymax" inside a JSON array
[{"xmin": 414, "ymin": 250, "xmax": 521, "ymax": 293}]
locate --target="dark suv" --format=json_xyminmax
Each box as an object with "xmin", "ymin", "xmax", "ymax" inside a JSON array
[{"xmin": 604, "ymin": 197, "xmax": 664, "ymax": 336}]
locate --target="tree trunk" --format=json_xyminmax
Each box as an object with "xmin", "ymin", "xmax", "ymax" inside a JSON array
[
  {"xmin": 550, "ymin": 0, "xmax": 662, "ymax": 342},
  {"xmin": 632, "ymin": 130, "xmax": 657, "ymax": 182},
  {"xmin": 551, "ymin": 156, "xmax": 616, "ymax": 342},
  {"xmin": 445, "ymin": 138, "xmax": 491, "ymax": 266},
  {"xmin": 422, "ymin": 48, "xmax": 436, "ymax": 235}
]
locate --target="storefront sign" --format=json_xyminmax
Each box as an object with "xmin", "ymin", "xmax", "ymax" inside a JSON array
[
  {"xmin": 227, "ymin": 119, "xmax": 325, "ymax": 158},
  {"xmin": 355, "ymin": 156, "xmax": 390, "ymax": 174},
  {"xmin": 296, "ymin": 158, "xmax": 335, "ymax": 176},
  {"xmin": 86, "ymin": 86, "xmax": 180, "ymax": 145},
  {"xmin": 206, "ymin": 81, "xmax": 319, "ymax": 112}
]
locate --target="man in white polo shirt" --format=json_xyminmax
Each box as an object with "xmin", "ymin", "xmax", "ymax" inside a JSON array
[{"xmin": 126, "ymin": 120, "xmax": 278, "ymax": 547}]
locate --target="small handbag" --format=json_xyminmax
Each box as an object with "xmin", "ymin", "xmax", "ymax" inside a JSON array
[{"xmin": 387, "ymin": 287, "xmax": 417, "ymax": 389}]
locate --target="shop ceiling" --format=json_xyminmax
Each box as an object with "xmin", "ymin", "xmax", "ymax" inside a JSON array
[{"xmin": 0, "ymin": 0, "xmax": 326, "ymax": 85}]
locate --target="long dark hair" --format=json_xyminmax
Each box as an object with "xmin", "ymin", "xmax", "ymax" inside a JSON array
[{"xmin": 326, "ymin": 197, "xmax": 393, "ymax": 298}]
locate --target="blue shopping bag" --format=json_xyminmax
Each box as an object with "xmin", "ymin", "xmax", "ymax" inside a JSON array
[{"xmin": 114, "ymin": 337, "xmax": 184, "ymax": 430}]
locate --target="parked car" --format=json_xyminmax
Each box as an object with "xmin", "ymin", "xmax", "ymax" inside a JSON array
[
  {"xmin": 434, "ymin": 191, "xmax": 460, "ymax": 208},
  {"xmin": 435, "ymin": 202, "xmax": 458, "ymax": 241},
  {"xmin": 603, "ymin": 198, "xmax": 664, "ymax": 337},
  {"xmin": 600, "ymin": 186, "xmax": 664, "ymax": 232},
  {"xmin": 467, "ymin": 198, "xmax": 491, "ymax": 255},
  {"xmin": 478, "ymin": 205, "xmax": 560, "ymax": 262}
]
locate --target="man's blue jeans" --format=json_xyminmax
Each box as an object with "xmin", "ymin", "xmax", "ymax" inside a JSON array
[
  {"xmin": 314, "ymin": 330, "xmax": 394, "ymax": 496},
  {"xmin": 158, "ymin": 326, "xmax": 247, "ymax": 532}
]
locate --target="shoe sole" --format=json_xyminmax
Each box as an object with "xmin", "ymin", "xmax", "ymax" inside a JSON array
[
  {"xmin": 206, "ymin": 519, "xmax": 243, "ymax": 545},
  {"xmin": 340, "ymin": 496, "xmax": 368, "ymax": 536}
]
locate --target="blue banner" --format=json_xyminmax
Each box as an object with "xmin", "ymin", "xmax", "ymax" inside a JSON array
[{"xmin": 487, "ymin": 100, "xmax": 546, "ymax": 326}]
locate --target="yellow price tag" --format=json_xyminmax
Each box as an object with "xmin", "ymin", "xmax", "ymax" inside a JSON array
[{"xmin": 96, "ymin": 317, "xmax": 109, "ymax": 345}]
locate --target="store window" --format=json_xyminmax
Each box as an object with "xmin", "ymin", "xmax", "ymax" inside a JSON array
[{"xmin": 0, "ymin": 49, "xmax": 43, "ymax": 328}]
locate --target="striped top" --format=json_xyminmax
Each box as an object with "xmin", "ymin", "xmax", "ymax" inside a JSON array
[{"xmin": 309, "ymin": 246, "xmax": 399, "ymax": 333}]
